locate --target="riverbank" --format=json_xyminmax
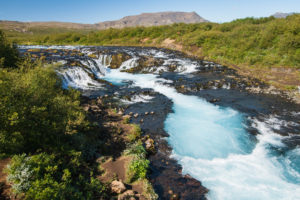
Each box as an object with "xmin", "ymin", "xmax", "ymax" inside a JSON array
[
  {"xmin": 3, "ymin": 14, "xmax": 300, "ymax": 101},
  {"xmin": 17, "ymin": 45, "xmax": 300, "ymax": 199}
]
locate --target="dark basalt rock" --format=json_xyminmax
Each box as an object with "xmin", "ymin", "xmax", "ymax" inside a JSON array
[
  {"xmin": 110, "ymin": 53, "xmax": 132, "ymax": 69},
  {"xmin": 19, "ymin": 45, "xmax": 300, "ymax": 200}
]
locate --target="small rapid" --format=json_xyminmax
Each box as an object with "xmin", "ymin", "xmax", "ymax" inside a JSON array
[
  {"xmin": 102, "ymin": 63, "xmax": 300, "ymax": 200},
  {"xmin": 19, "ymin": 46, "xmax": 300, "ymax": 200}
]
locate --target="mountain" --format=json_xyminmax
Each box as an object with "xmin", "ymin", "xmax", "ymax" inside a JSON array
[
  {"xmin": 0, "ymin": 12, "xmax": 208, "ymax": 32},
  {"xmin": 271, "ymin": 12, "xmax": 295, "ymax": 18},
  {"xmin": 95, "ymin": 12, "xmax": 208, "ymax": 29}
]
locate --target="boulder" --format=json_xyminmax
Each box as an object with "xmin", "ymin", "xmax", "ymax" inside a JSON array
[
  {"xmin": 145, "ymin": 138, "xmax": 156, "ymax": 154},
  {"xmin": 111, "ymin": 180, "xmax": 126, "ymax": 194},
  {"xmin": 110, "ymin": 53, "xmax": 132, "ymax": 69},
  {"xmin": 133, "ymin": 113, "xmax": 139, "ymax": 118},
  {"xmin": 118, "ymin": 190, "xmax": 136, "ymax": 200}
]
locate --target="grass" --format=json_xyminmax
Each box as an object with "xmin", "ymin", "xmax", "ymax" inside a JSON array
[
  {"xmin": 2, "ymin": 14, "xmax": 300, "ymax": 90},
  {"xmin": 127, "ymin": 124, "xmax": 142, "ymax": 142}
]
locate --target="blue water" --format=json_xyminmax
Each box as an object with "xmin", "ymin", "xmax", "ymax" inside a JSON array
[
  {"xmin": 58, "ymin": 51, "xmax": 300, "ymax": 200},
  {"xmin": 165, "ymin": 100, "xmax": 255, "ymax": 160},
  {"xmin": 102, "ymin": 68, "xmax": 300, "ymax": 200}
]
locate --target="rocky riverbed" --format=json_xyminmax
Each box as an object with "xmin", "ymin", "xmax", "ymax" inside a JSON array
[{"xmin": 19, "ymin": 45, "xmax": 300, "ymax": 200}]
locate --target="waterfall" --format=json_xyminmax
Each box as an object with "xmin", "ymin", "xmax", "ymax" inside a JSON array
[
  {"xmin": 58, "ymin": 67, "xmax": 103, "ymax": 90},
  {"xmin": 120, "ymin": 57, "xmax": 139, "ymax": 70},
  {"xmin": 19, "ymin": 45, "xmax": 300, "ymax": 200},
  {"xmin": 80, "ymin": 55, "xmax": 112, "ymax": 78}
]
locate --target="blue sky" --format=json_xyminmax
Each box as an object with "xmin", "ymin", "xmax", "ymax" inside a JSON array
[{"xmin": 0, "ymin": 0, "xmax": 299, "ymax": 23}]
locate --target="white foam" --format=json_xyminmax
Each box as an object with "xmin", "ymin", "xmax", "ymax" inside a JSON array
[
  {"xmin": 103, "ymin": 64, "xmax": 300, "ymax": 200},
  {"xmin": 121, "ymin": 94, "xmax": 154, "ymax": 104},
  {"xmin": 120, "ymin": 57, "xmax": 139, "ymax": 70},
  {"xmin": 58, "ymin": 67, "xmax": 103, "ymax": 90}
]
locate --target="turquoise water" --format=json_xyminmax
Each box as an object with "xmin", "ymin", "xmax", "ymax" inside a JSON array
[
  {"xmin": 103, "ymin": 68, "xmax": 300, "ymax": 200},
  {"xmin": 54, "ymin": 48, "xmax": 300, "ymax": 200}
]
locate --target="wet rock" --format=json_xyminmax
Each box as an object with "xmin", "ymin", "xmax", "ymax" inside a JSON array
[
  {"xmin": 133, "ymin": 113, "xmax": 139, "ymax": 118},
  {"xmin": 83, "ymin": 105, "xmax": 90, "ymax": 112},
  {"xmin": 96, "ymin": 98, "xmax": 103, "ymax": 105},
  {"xmin": 150, "ymin": 111, "xmax": 155, "ymax": 115},
  {"xmin": 145, "ymin": 112, "xmax": 149, "ymax": 115},
  {"xmin": 145, "ymin": 138, "xmax": 156, "ymax": 154},
  {"xmin": 90, "ymin": 105, "xmax": 101, "ymax": 112},
  {"xmin": 209, "ymin": 98, "xmax": 220, "ymax": 103},
  {"xmin": 129, "ymin": 112, "xmax": 133, "ymax": 116},
  {"xmin": 111, "ymin": 180, "xmax": 126, "ymax": 194},
  {"xmin": 118, "ymin": 190, "xmax": 135, "ymax": 200},
  {"xmin": 110, "ymin": 53, "xmax": 132, "ymax": 69}
]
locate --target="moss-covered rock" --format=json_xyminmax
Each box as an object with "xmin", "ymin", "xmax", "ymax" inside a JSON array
[
  {"xmin": 122, "ymin": 56, "xmax": 164, "ymax": 73},
  {"xmin": 110, "ymin": 53, "xmax": 132, "ymax": 69},
  {"xmin": 88, "ymin": 53, "xmax": 98, "ymax": 59}
]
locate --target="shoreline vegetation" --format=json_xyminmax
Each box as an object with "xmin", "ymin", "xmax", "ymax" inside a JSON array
[
  {"xmin": 0, "ymin": 29, "xmax": 157, "ymax": 199},
  {"xmin": 2, "ymin": 14, "xmax": 300, "ymax": 96},
  {"xmin": 0, "ymin": 14, "xmax": 299, "ymax": 199}
]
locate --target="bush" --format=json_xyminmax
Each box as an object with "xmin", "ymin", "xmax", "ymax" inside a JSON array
[
  {"xmin": 124, "ymin": 141, "xmax": 147, "ymax": 157},
  {"xmin": 127, "ymin": 158, "xmax": 149, "ymax": 182},
  {"xmin": 0, "ymin": 30, "xmax": 19, "ymax": 68},
  {"xmin": 6, "ymin": 152, "xmax": 108, "ymax": 200},
  {"xmin": 0, "ymin": 63, "xmax": 89, "ymax": 155},
  {"xmin": 127, "ymin": 124, "xmax": 142, "ymax": 142},
  {"xmin": 125, "ymin": 141, "xmax": 149, "ymax": 182}
]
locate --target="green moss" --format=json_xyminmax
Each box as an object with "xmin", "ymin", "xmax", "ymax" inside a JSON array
[{"xmin": 127, "ymin": 124, "xmax": 142, "ymax": 142}]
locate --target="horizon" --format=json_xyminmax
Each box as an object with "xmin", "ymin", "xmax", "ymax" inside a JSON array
[
  {"xmin": 0, "ymin": 11, "xmax": 298, "ymax": 25},
  {"xmin": 0, "ymin": 0, "xmax": 299, "ymax": 23}
]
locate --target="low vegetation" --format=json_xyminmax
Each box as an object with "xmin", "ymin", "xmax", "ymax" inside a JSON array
[
  {"xmin": 4, "ymin": 15, "xmax": 300, "ymax": 69},
  {"xmin": 3, "ymin": 14, "xmax": 299, "ymax": 90},
  {"xmin": 0, "ymin": 32, "xmax": 156, "ymax": 199},
  {"xmin": 6, "ymin": 153, "xmax": 107, "ymax": 200}
]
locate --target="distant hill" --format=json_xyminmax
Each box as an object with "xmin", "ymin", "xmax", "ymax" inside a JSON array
[
  {"xmin": 0, "ymin": 11, "xmax": 208, "ymax": 33},
  {"xmin": 271, "ymin": 12, "xmax": 295, "ymax": 18},
  {"xmin": 95, "ymin": 12, "xmax": 208, "ymax": 29}
]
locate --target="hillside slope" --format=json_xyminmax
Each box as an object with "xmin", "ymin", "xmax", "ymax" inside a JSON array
[
  {"xmin": 0, "ymin": 11, "xmax": 207, "ymax": 32},
  {"xmin": 95, "ymin": 11, "xmax": 207, "ymax": 29}
]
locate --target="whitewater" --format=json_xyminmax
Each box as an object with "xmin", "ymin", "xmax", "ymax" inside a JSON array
[
  {"xmin": 98, "ymin": 57, "xmax": 300, "ymax": 200},
  {"xmin": 21, "ymin": 46, "xmax": 300, "ymax": 200}
]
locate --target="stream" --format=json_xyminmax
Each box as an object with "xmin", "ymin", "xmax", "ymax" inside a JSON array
[{"xmin": 19, "ymin": 45, "xmax": 300, "ymax": 200}]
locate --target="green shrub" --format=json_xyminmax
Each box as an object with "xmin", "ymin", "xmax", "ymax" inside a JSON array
[
  {"xmin": 124, "ymin": 141, "xmax": 147, "ymax": 158},
  {"xmin": 0, "ymin": 30, "xmax": 19, "ymax": 68},
  {"xmin": 127, "ymin": 157, "xmax": 149, "ymax": 182},
  {"xmin": 127, "ymin": 124, "xmax": 142, "ymax": 142},
  {"xmin": 0, "ymin": 63, "xmax": 89, "ymax": 155},
  {"xmin": 6, "ymin": 153, "xmax": 108, "ymax": 200}
]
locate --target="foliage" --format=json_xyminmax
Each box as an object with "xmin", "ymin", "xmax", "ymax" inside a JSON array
[
  {"xmin": 0, "ymin": 63, "xmax": 89, "ymax": 155},
  {"xmin": 1, "ymin": 32, "xmax": 109, "ymax": 199},
  {"xmin": 128, "ymin": 158, "xmax": 149, "ymax": 182},
  {"xmin": 122, "ymin": 115, "xmax": 130, "ymax": 124},
  {"xmin": 4, "ymin": 14, "xmax": 300, "ymax": 70},
  {"xmin": 126, "ymin": 124, "xmax": 142, "ymax": 142},
  {"xmin": 125, "ymin": 141, "xmax": 149, "ymax": 183},
  {"xmin": 124, "ymin": 141, "xmax": 147, "ymax": 157},
  {"xmin": 6, "ymin": 152, "xmax": 108, "ymax": 200},
  {"xmin": 0, "ymin": 30, "xmax": 19, "ymax": 68}
]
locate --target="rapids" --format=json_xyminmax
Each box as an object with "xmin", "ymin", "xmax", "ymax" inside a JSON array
[{"xmin": 19, "ymin": 46, "xmax": 300, "ymax": 200}]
